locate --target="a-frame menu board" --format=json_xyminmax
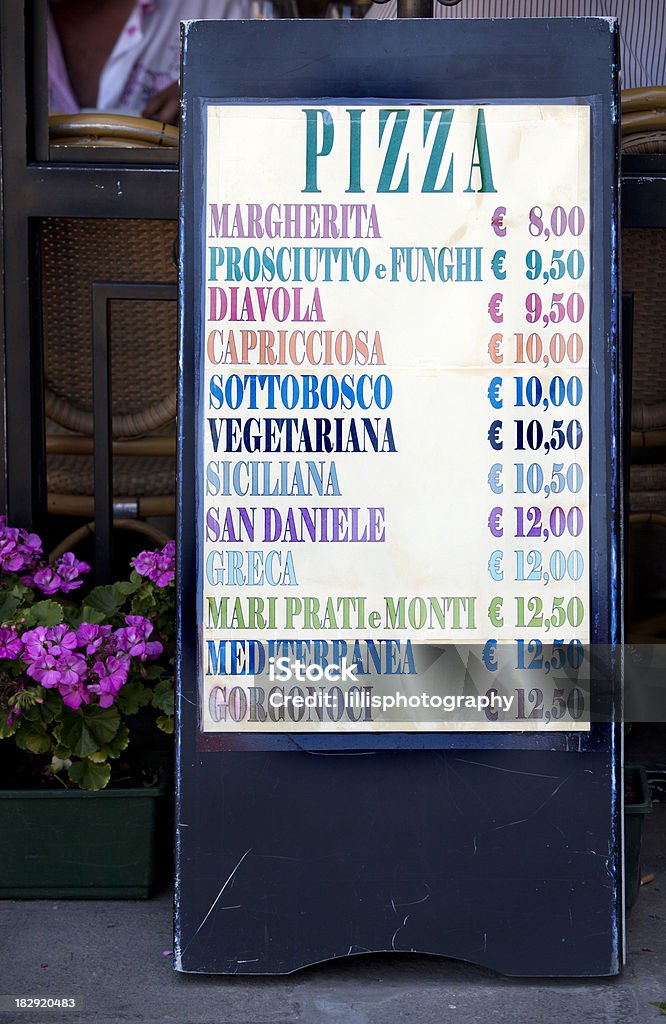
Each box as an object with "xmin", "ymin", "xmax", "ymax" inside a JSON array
[{"xmin": 177, "ymin": 17, "xmax": 621, "ymax": 975}]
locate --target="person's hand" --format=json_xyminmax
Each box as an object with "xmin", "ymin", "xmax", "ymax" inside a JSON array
[{"xmin": 142, "ymin": 81, "xmax": 180, "ymax": 125}]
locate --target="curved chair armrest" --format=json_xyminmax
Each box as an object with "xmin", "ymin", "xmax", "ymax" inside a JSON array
[{"xmin": 48, "ymin": 113, "xmax": 179, "ymax": 148}]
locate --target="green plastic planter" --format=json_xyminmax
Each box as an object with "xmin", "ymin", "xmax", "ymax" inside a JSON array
[
  {"xmin": 625, "ymin": 764, "xmax": 652, "ymax": 911},
  {"xmin": 0, "ymin": 775, "xmax": 168, "ymax": 899}
]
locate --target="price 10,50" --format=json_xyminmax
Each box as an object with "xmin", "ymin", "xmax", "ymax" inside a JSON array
[
  {"xmin": 515, "ymin": 418, "xmax": 583, "ymax": 454},
  {"xmin": 515, "ymin": 461, "xmax": 584, "ymax": 497}
]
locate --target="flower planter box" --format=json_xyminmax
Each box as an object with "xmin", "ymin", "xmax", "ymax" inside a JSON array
[
  {"xmin": 0, "ymin": 774, "xmax": 168, "ymax": 899},
  {"xmin": 625, "ymin": 764, "xmax": 652, "ymax": 910}
]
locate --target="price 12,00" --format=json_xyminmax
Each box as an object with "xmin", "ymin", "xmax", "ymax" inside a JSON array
[
  {"xmin": 515, "ymin": 505, "xmax": 584, "ymax": 540},
  {"xmin": 515, "ymin": 548, "xmax": 584, "ymax": 583}
]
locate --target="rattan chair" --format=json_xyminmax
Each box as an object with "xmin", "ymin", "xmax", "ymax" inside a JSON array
[
  {"xmin": 41, "ymin": 115, "xmax": 181, "ymax": 572},
  {"xmin": 621, "ymin": 86, "xmax": 666, "ymax": 155},
  {"xmin": 41, "ymin": 215, "xmax": 178, "ymax": 563},
  {"xmin": 48, "ymin": 112, "xmax": 179, "ymax": 149}
]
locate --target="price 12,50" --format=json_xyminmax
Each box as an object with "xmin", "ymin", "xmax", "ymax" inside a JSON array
[
  {"xmin": 515, "ymin": 595, "xmax": 585, "ymax": 630},
  {"xmin": 484, "ymin": 685, "xmax": 586, "ymax": 722}
]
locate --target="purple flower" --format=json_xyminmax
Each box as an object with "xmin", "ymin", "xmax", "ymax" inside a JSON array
[
  {"xmin": 31, "ymin": 552, "xmax": 90, "ymax": 595},
  {"xmin": 26, "ymin": 653, "xmax": 61, "ymax": 688},
  {"xmin": 22, "ymin": 626, "xmax": 83, "ymax": 691},
  {"xmin": 58, "ymin": 676, "xmax": 91, "ymax": 709},
  {"xmin": 133, "ymin": 550, "xmax": 156, "ymax": 576},
  {"xmin": 0, "ymin": 517, "xmax": 43, "ymax": 574},
  {"xmin": 0, "ymin": 522, "xmax": 169, "ymax": 719},
  {"xmin": 113, "ymin": 615, "xmax": 162, "ymax": 661},
  {"xmin": 133, "ymin": 540, "xmax": 175, "ymax": 587},
  {"xmin": 22, "ymin": 626, "xmax": 51, "ymax": 662},
  {"xmin": 0, "ymin": 626, "xmax": 22, "ymax": 659},
  {"xmin": 54, "ymin": 551, "xmax": 90, "ymax": 587},
  {"xmin": 26, "ymin": 645, "xmax": 88, "ymax": 711},
  {"xmin": 0, "ymin": 528, "xmax": 25, "ymax": 573},
  {"xmin": 89, "ymin": 654, "xmax": 130, "ymax": 707},
  {"xmin": 56, "ymin": 651, "xmax": 87, "ymax": 688},
  {"xmin": 43, "ymin": 624, "xmax": 78, "ymax": 657},
  {"xmin": 76, "ymin": 623, "xmax": 112, "ymax": 656},
  {"xmin": 18, "ymin": 529, "xmax": 42, "ymax": 569}
]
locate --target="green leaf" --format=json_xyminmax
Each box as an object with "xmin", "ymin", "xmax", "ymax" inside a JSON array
[
  {"xmin": 152, "ymin": 678, "xmax": 174, "ymax": 716},
  {"xmin": 22, "ymin": 692, "xmax": 59, "ymax": 726},
  {"xmin": 23, "ymin": 600, "xmax": 64, "ymax": 628},
  {"xmin": 0, "ymin": 591, "xmax": 21, "ymax": 624},
  {"xmin": 129, "ymin": 591, "xmax": 158, "ymax": 618},
  {"xmin": 116, "ymin": 579, "xmax": 141, "ymax": 596},
  {"xmin": 14, "ymin": 721, "xmax": 51, "ymax": 754},
  {"xmin": 54, "ymin": 705, "xmax": 121, "ymax": 759},
  {"xmin": 0, "ymin": 717, "xmax": 18, "ymax": 739},
  {"xmin": 82, "ymin": 583, "xmax": 128, "ymax": 620},
  {"xmin": 156, "ymin": 714, "xmax": 174, "ymax": 735},
  {"xmin": 141, "ymin": 664, "xmax": 165, "ymax": 682},
  {"xmin": 39, "ymin": 690, "xmax": 63, "ymax": 723},
  {"xmin": 53, "ymin": 742, "xmax": 73, "ymax": 759},
  {"xmin": 75, "ymin": 608, "xmax": 106, "ymax": 626},
  {"xmin": 22, "ymin": 704, "xmax": 44, "ymax": 723},
  {"xmin": 67, "ymin": 759, "xmax": 111, "ymax": 791},
  {"xmin": 89, "ymin": 723, "xmax": 129, "ymax": 761},
  {"xmin": 115, "ymin": 680, "xmax": 151, "ymax": 715}
]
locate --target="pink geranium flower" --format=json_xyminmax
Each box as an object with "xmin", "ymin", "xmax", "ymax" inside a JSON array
[
  {"xmin": 133, "ymin": 540, "xmax": 175, "ymax": 587},
  {"xmin": 0, "ymin": 626, "xmax": 23, "ymax": 660},
  {"xmin": 31, "ymin": 552, "xmax": 90, "ymax": 595},
  {"xmin": 113, "ymin": 615, "xmax": 163, "ymax": 660}
]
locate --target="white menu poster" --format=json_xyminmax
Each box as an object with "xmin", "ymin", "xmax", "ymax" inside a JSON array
[{"xmin": 199, "ymin": 103, "xmax": 591, "ymax": 732}]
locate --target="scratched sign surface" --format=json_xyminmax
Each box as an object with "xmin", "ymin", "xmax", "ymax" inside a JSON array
[{"xmin": 199, "ymin": 103, "xmax": 591, "ymax": 732}]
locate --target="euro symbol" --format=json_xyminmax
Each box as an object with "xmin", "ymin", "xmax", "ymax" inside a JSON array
[
  {"xmin": 488, "ymin": 293, "xmax": 504, "ymax": 324},
  {"xmin": 488, "ymin": 549, "xmax": 504, "ymax": 581},
  {"xmin": 491, "ymin": 250, "xmax": 507, "ymax": 280},
  {"xmin": 487, "ymin": 376, "xmax": 503, "ymax": 409},
  {"xmin": 487, "ymin": 419, "xmax": 503, "ymax": 451},
  {"xmin": 487, "ymin": 463, "xmax": 503, "ymax": 494},
  {"xmin": 488, "ymin": 333, "xmax": 503, "ymax": 364},
  {"xmin": 487, "ymin": 506, "xmax": 504, "ymax": 538},
  {"xmin": 482, "ymin": 639, "xmax": 498, "ymax": 672},
  {"xmin": 491, "ymin": 206, "xmax": 507, "ymax": 237},
  {"xmin": 488, "ymin": 597, "xmax": 504, "ymax": 628}
]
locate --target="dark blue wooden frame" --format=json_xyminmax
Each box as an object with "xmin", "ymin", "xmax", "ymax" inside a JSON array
[{"xmin": 176, "ymin": 18, "xmax": 621, "ymax": 976}]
